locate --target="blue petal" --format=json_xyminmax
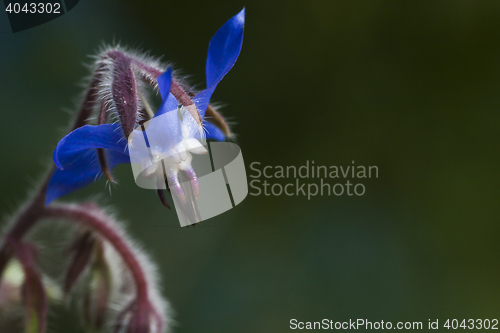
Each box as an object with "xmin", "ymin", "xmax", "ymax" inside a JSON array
[
  {"xmin": 204, "ymin": 122, "xmax": 226, "ymax": 141},
  {"xmin": 154, "ymin": 92, "xmax": 179, "ymax": 118},
  {"xmin": 196, "ymin": 8, "xmax": 245, "ymax": 116},
  {"xmin": 53, "ymin": 124, "xmax": 128, "ymax": 169},
  {"xmin": 206, "ymin": 8, "xmax": 245, "ymax": 88},
  {"xmin": 46, "ymin": 149, "xmax": 130, "ymax": 205},
  {"xmin": 193, "ymin": 89, "xmax": 214, "ymax": 118},
  {"xmin": 157, "ymin": 68, "xmax": 172, "ymax": 101}
]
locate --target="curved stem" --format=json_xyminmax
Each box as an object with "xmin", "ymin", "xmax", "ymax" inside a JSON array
[
  {"xmin": 71, "ymin": 65, "xmax": 103, "ymax": 131},
  {"xmin": 129, "ymin": 55, "xmax": 203, "ymax": 126},
  {"xmin": 0, "ymin": 167, "xmax": 55, "ymax": 276},
  {"xmin": 1, "ymin": 49, "xmax": 156, "ymax": 296},
  {"xmin": 131, "ymin": 59, "xmax": 194, "ymax": 106},
  {"xmin": 1, "ymin": 57, "xmax": 104, "ymax": 251},
  {"xmin": 0, "ymin": 50, "xmax": 165, "ymax": 331},
  {"xmin": 6, "ymin": 168, "xmax": 52, "ymax": 240},
  {"xmin": 0, "ymin": 65, "xmax": 103, "ymax": 273},
  {"xmin": 43, "ymin": 204, "xmax": 149, "ymax": 300},
  {"xmin": 2, "ymin": 198, "xmax": 150, "ymax": 304}
]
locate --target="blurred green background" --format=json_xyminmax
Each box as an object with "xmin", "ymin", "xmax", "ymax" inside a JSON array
[{"xmin": 1, "ymin": 0, "xmax": 500, "ymax": 332}]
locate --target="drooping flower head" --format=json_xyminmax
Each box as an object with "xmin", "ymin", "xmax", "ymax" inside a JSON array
[
  {"xmin": 128, "ymin": 69, "xmax": 209, "ymax": 204},
  {"xmin": 46, "ymin": 8, "xmax": 245, "ymax": 206}
]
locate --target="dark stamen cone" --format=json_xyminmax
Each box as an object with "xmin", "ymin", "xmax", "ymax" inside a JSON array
[{"xmin": 157, "ymin": 189, "xmax": 171, "ymax": 210}]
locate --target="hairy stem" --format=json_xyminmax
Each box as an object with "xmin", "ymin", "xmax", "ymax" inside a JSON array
[
  {"xmin": 72, "ymin": 65, "xmax": 103, "ymax": 131},
  {"xmin": 43, "ymin": 203, "xmax": 149, "ymax": 300},
  {"xmin": 0, "ymin": 62, "xmax": 149, "ymax": 299},
  {"xmin": 1, "ymin": 199, "xmax": 152, "ymax": 321},
  {"xmin": 0, "ymin": 64, "xmax": 104, "ymax": 273},
  {"xmin": 129, "ymin": 56, "xmax": 203, "ymax": 127},
  {"xmin": 0, "ymin": 50, "xmax": 171, "ymax": 332},
  {"xmin": 1, "ymin": 168, "xmax": 53, "ymax": 248}
]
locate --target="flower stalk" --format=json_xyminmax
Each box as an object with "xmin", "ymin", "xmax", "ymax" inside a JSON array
[
  {"xmin": 0, "ymin": 63, "xmax": 166, "ymax": 331},
  {"xmin": 0, "ymin": 193, "xmax": 166, "ymax": 332},
  {"xmin": 0, "ymin": 8, "xmax": 245, "ymax": 332}
]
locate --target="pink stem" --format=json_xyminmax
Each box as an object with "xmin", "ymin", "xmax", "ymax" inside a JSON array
[
  {"xmin": 42, "ymin": 203, "xmax": 149, "ymax": 301},
  {"xmin": 109, "ymin": 51, "xmax": 194, "ymax": 109},
  {"xmin": 130, "ymin": 57, "xmax": 203, "ymax": 125}
]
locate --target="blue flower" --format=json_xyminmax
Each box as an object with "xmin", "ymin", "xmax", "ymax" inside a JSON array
[{"xmin": 46, "ymin": 8, "xmax": 245, "ymax": 205}]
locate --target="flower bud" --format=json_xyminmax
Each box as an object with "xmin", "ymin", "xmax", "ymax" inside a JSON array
[
  {"xmin": 0, "ymin": 260, "xmax": 23, "ymax": 310},
  {"xmin": 82, "ymin": 238, "xmax": 111, "ymax": 332},
  {"xmin": 6, "ymin": 240, "xmax": 47, "ymax": 333},
  {"xmin": 63, "ymin": 230, "xmax": 96, "ymax": 297},
  {"xmin": 110, "ymin": 53, "xmax": 139, "ymax": 138}
]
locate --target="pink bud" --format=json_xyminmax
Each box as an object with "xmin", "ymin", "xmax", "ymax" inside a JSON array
[
  {"xmin": 7, "ymin": 239, "xmax": 47, "ymax": 333},
  {"xmin": 82, "ymin": 238, "xmax": 111, "ymax": 331}
]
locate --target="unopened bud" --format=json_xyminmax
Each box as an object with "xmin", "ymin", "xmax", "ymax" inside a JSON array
[
  {"xmin": 82, "ymin": 238, "xmax": 111, "ymax": 332},
  {"xmin": 63, "ymin": 231, "xmax": 96, "ymax": 297},
  {"xmin": 6, "ymin": 240, "xmax": 47, "ymax": 333}
]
